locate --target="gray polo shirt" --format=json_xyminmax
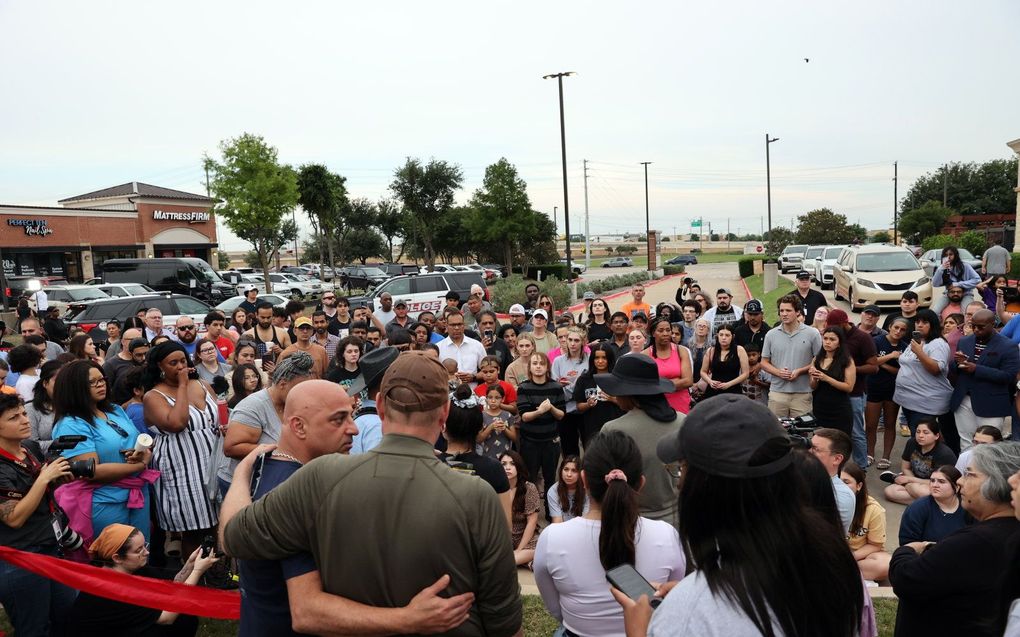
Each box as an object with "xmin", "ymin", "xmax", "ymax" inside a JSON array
[
  {"xmin": 984, "ymin": 244, "xmax": 1010, "ymax": 275},
  {"xmin": 761, "ymin": 322, "xmax": 821, "ymax": 394}
]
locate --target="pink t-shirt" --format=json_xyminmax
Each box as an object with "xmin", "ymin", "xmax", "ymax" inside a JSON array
[{"xmin": 645, "ymin": 344, "xmax": 691, "ymax": 414}]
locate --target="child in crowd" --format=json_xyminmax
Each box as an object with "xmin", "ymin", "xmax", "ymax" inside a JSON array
[
  {"xmin": 741, "ymin": 343, "xmax": 770, "ymax": 405},
  {"xmin": 442, "ymin": 358, "xmax": 459, "ymax": 389},
  {"xmin": 120, "ymin": 367, "xmax": 151, "ymax": 436},
  {"xmin": 0, "ymin": 358, "xmax": 16, "ymax": 396},
  {"xmin": 479, "ymin": 384, "xmax": 516, "ymax": 460},
  {"xmin": 474, "ymin": 356, "xmax": 517, "ymax": 414}
]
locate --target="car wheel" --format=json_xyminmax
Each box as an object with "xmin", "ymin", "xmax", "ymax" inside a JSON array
[
  {"xmin": 291, "ymin": 289, "xmax": 303, "ymax": 301},
  {"xmin": 833, "ymin": 283, "xmax": 844, "ymax": 302}
]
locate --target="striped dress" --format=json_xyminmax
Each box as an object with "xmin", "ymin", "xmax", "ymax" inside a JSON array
[{"xmin": 150, "ymin": 387, "xmax": 220, "ymax": 532}]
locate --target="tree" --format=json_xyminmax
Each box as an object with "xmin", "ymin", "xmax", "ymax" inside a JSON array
[
  {"xmin": 468, "ymin": 158, "xmax": 535, "ymax": 272},
  {"xmin": 345, "ymin": 227, "xmax": 387, "ymax": 264},
  {"xmin": 901, "ymin": 158, "xmax": 1018, "ymax": 216},
  {"xmin": 689, "ymin": 234, "xmax": 699, "ymax": 241},
  {"xmin": 898, "ymin": 201, "xmax": 954, "ymax": 243},
  {"xmin": 297, "ymin": 164, "xmax": 348, "ymax": 272},
  {"xmin": 605, "ymin": 246, "xmax": 615, "ymax": 255},
  {"xmin": 616, "ymin": 245, "xmax": 638, "ymax": 255},
  {"xmin": 870, "ymin": 231, "xmax": 891, "ymax": 243},
  {"xmin": 217, "ymin": 251, "xmax": 231, "ymax": 269},
  {"xmin": 765, "ymin": 227, "xmax": 794, "ymax": 256},
  {"xmin": 374, "ymin": 199, "xmax": 407, "ymax": 263},
  {"xmin": 795, "ymin": 208, "xmax": 863, "ymax": 245},
  {"xmin": 204, "ymin": 134, "xmax": 299, "ymax": 292},
  {"xmin": 958, "ymin": 230, "xmax": 988, "ymax": 257},
  {"xmin": 390, "ymin": 158, "xmax": 463, "ymax": 270}
]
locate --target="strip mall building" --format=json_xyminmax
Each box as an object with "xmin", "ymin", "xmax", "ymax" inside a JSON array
[{"xmin": 0, "ymin": 182, "xmax": 217, "ymax": 281}]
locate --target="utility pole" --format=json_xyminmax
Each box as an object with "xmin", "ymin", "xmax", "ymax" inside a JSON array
[
  {"xmin": 553, "ymin": 206, "xmax": 558, "ymax": 237},
  {"xmin": 641, "ymin": 161, "xmax": 652, "ymax": 271},
  {"xmin": 943, "ymin": 163, "xmax": 948, "ymax": 207},
  {"xmin": 760, "ymin": 216, "xmax": 764, "ymax": 237},
  {"xmin": 699, "ymin": 216, "xmax": 704, "ymax": 252},
  {"xmin": 766, "ymin": 133, "xmax": 780, "ymax": 235},
  {"xmin": 583, "ymin": 159, "xmax": 591, "ymax": 269},
  {"xmin": 727, "ymin": 218, "xmax": 730, "ymax": 249},
  {"xmin": 543, "ymin": 72, "xmax": 576, "ymax": 280},
  {"xmin": 292, "ymin": 209, "xmax": 300, "ymax": 266},
  {"xmin": 893, "ymin": 161, "xmax": 899, "ymax": 246}
]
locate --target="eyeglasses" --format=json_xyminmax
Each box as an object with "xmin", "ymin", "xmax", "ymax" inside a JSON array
[
  {"xmin": 178, "ymin": 325, "xmax": 196, "ymax": 332},
  {"xmin": 89, "ymin": 377, "xmax": 107, "ymax": 388},
  {"xmin": 540, "ymin": 302, "xmax": 552, "ymax": 306},
  {"xmin": 199, "ymin": 347, "xmax": 216, "ymax": 354},
  {"xmin": 133, "ymin": 542, "xmax": 150, "ymax": 555}
]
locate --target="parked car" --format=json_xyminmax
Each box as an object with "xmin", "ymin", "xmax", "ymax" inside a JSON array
[
  {"xmin": 480, "ymin": 264, "xmax": 507, "ymax": 279},
  {"xmin": 918, "ymin": 248, "xmax": 983, "ymax": 278},
  {"xmin": 832, "ymin": 244, "xmax": 933, "ymax": 310},
  {"xmin": 42, "ymin": 285, "xmax": 110, "ymax": 314},
  {"xmin": 778, "ymin": 244, "xmax": 809, "ymax": 273},
  {"xmin": 371, "ymin": 263, "xmax": 420, "ymax": 278},
  {"xmin": 602, "ymin": 257, "xmax": 634, "ymax": 268},
  {"xmin": 799, "ymin": 246, "xmax": 828, "ymax": 280},
  {"xmin": 265, "ymin": 273, "xmax": 322, "ymax": 301},
  {"xmin": 350, "ymin": 271, "xmax": 488, "ymax": 319},
  {"xmin": 666, "ymin": 254, "xmax": 698, "ymax": 266},
  {"xmin": 215, "ymin": 294, "xmax": 288, "ymax": 314},
  {"xmin": 100, "ymin": 258, "xmax": 235, "ymax": 303},
  {"xmin": 812, "ymin": 245, "xmax": 845, "ymax": 289},
  {"xmin": 300, "ymin": 263, "xmax": 334, "ymax": 281},
  {"xmin": 419, "ymin": 264, "xmax": 457, "ymax": 274},
  {"xmin": 280, "ymin": 266, "xmax": 316, "ymax": 277},
  {"xmin": 337, "ymin": 266, "xmax": 390, "ymax": 291},
  {"xmin": 3, "ymin": 276, "xmax": 68, "ymax": 307},
  {"xmin": 559, "ymin": 259, "xmax": 586, "ymax": 274},
  {"xmin": 94, "ymin": 283, "xmax": 156, "ymax": 298},
  {"xmin": 63, "ymin": 294, "xmax": 213, "ymax": 341}
]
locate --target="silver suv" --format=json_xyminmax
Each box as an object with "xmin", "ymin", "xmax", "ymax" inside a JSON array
[{"xmin": 778, "ymin": 244, "xmax": 808, "ymax": 273}]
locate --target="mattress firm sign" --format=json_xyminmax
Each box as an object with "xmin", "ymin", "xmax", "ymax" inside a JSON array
[{"xmin": 152, "ymin": 210, "xmax": 210, "ymax": 224}]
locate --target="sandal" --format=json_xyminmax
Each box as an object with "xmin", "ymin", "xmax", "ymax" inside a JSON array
[
  {"xmin": 866, "ymin": 455, "xmax": 875, "ymax": 468},
  {"xmin": 876, "ymin": 458, "xmax": 891, "ymax": 470}
]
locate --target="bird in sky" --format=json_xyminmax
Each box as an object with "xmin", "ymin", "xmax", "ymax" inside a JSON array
[{"xmin": 804, "ymin": 58, "xmax": 810, "ymax": 63}]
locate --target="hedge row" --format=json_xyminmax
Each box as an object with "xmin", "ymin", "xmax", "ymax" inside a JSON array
[
  {"xmin": 738, "ymin": 258, "xmax": 756, "ymax": 278},
  {"xmin": 576, "ymin": 272, "xmax": 653, "ymax": 297}
]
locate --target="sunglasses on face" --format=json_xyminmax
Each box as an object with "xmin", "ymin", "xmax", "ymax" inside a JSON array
[{"xmin": 178, "ymin": 325, "xmax": 196, "ymax": 332}]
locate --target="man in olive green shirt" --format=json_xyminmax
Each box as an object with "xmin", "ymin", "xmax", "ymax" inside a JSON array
[{"xmin": 223, "ymin": 351, "xmax": 523, "ymax": 637}]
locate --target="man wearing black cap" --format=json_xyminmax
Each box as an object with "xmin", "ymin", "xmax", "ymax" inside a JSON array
[
  {"xmin": 385, "ymin": 299, "xmax": 413, "ymax": 340},
  {"xmin": 349, "ymin": 346, "xmax": 400, "ymax": 454},
  {"xmin": 858, "ymin": 305, "xmax": 887, "ymax": 338},
  {"xmin": 793, "ymin": 270, "xmax": 827, "ymax": 322},
  {"xmin": 598, "ymin": 354, "xmax": 682, "ymax": 524},
  {"xmin": 734, "ymin": 299, "xmax": 770, "ymax": 349},
  {"xmin": 223, "ymin": 351, "xmax": 522, "ymax": 636}
]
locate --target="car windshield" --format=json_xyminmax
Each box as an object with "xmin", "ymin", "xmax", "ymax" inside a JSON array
[
  {"xmin": 856, "ymin": 252, "xmax": 920, "ymax": 272},
  {"xmin": 824, "ymin": 247, "xmax": 842, "ymax": 259},
  {"xmin": 193, "ymin": 261, "xmax": 222, "ymax": 283},
  {"xmin": 783, "ymin": 246, "xmax": 807, "ymax": 255},
  {"xmin": 805, "ymin": 247, "xmax": 824, "ymax": 259},
  {"xmin": 68, "ymin": 288, "xmax": 110, "ymax": 301},
  {"xmin": 362, "ymin": 268, "xmax": 388, "ymax": 277}
]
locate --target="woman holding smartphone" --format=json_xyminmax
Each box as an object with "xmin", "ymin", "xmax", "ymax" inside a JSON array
[{"xmin": 893, "ymin": 310, "xmax": 952, "ymax": 435}]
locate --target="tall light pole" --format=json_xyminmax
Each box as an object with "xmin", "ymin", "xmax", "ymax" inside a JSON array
[
  {"xmin": 553, "ymin": 205, "xmax": 558, "ymax": 236},
  {"xmin": 641, "ymin": 162, "xmax": 652, "ymax": 270},
  {"xmin": 766, "ymin": 133, "xmax": 780, "ymax": 236},
  {"xmin": 544, "ymin": 71, "xmax": 576, "ymax": 280}
]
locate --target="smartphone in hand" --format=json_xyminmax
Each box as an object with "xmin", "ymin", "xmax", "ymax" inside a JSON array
[{"xmin": 606, "ymin": 564, "xmax": 661, "ymax": 609}]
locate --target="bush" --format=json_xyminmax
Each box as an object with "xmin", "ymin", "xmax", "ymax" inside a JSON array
[
  {"xmin": 511, "ymin": 264, "xmax": 570, "ymax": 281},
  {"xmin": 662, "ymin": 265, "xmax": 685, "ymax": 275},
  {"xmin": 576, "ymin": 272, "xmax": 651, "ymax": 297},
  {"xmin": 738, "ymin": 258, "xmax": 756, "ymax": 278},
  {"xmin": 921, "ymin": 234, "xmax": 956, "ymax": 252},
  {"xmin": 490, "ymin": 275, "xmax": 571, "ymax": 313},
  {"xmin": 958, "ymin": 230, "xmax": 988, "ymax": 257},
  {"xmin": 1011, "ymin": 254, "xmax": 1020, "ymax": 279}
]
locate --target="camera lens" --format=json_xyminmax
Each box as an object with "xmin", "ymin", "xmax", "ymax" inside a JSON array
[{"xmin": 68, "ymin": 458, "xmax": 96, "ymax": 480}]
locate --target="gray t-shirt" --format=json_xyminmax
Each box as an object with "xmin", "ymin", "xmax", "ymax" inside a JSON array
[
  {"xmin": 650, "ymin": 571, "xmax": 784, "ymax": 636},
  {"xmin": 761, "ymin": 323, "xmax": 822, "ymax": 394},
  {"xmin": 983, "ymin": 244, "xmax": 1011, "ymax": 274},
  {"xmin": 602, "ymin": 410, "xmax": 682, "ymax": 524},
  {"xmin": 217, "ymin": 389, "xmax": 281, "ymax": 482}
]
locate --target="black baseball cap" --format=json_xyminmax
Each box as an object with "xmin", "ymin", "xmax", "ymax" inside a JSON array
[
  {"xmin": 656, "ymin": 394, "xmax": 793, "ymax": 478},
  {"xmin": 862, "ymin": 305, "xmax": 881, "ymax": 316},
  {"xmin": 795, "ymin": 270, "xmax": 811, "ymax": 280},
  {"xmin": 744, "ymin": 300, "xmax": 763, "ymax": 314}
]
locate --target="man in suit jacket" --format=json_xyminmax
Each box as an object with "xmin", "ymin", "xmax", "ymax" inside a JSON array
[{"xmin": 951, "ymin": 309, "xmax": 1020, "ymax": 451}]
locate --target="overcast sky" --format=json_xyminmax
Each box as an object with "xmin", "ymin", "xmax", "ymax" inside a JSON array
[{"xmin": 2, "ymin": 1, "xmax": 1018, "ymax": 250}]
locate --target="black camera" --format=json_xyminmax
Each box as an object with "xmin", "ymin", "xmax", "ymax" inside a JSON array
[
  {"xmin": 1003, "ymin": 287, "xmax": 1020, "ymax": 305},
  {"xmin": 682, "ymin": 276, "xmax": 694, "ymax": 286},
  {"xmin": 46, "ymin": 436, "xmax": 95, "ymax": 479},
  {"xmin": 779, "ymin": 414, "xmax": 818, "ymax": 449}
]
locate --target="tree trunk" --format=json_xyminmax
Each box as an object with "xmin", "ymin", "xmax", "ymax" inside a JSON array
[
  {"xmin": 504, "ymin": 243, "xmax": 513, "ymax": 277},
  {"xmin": 327, "ymin": 233, "xmax": 337, "ymax": 282},
  {"xmin": 424, "ymin": 237, "xmax": 435, "ymax": 271},
  {"xmin": 260, "ymin": 248, "xmax": 273, "ymax": 294}
]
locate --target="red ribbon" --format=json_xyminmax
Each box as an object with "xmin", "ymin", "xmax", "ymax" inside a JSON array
[{"xmin": 0, "ymin": 545, "xmax": 240, "ymax": 620}]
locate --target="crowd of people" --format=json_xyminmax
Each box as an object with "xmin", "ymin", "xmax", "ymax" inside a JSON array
[{"xmin": 3, "ymin": 251, "xmax": 1020, "ymax": 636}]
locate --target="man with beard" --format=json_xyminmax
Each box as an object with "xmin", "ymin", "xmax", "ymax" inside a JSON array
[
  {"xmin": 279, "ymin": 317, "xmax": 329, "ymax": 378},
  {"xmin": 375, "ymin": 293, "xmax": 396, "ymax": 325},
  {"xmin": 858, "ymin": 305, "xmax": 887, "ymax": 338},
  {"xmin": 939, "ymin": 283, "xmax": 966, "ymax": 320},
  {"xmin": 734, "ymin": 300, "xmax": 770, "ymax": 349},
  {"xmin": 174, "ymin": 316, "xmax": 201, "ymax": 357},
  {"xmin": 523, "ymin": 283, "xmax": 541, "ymax": 319},
  {"xmin": 508, "ymin": 304, "xmax": 529, "ymax": 333},
  {"xmin": 310, "ymin": 311, "xmax": 341, "ymax": 364},
  {"xmin": 793, "ymin": 270, "xmax": 827, "ymax": 323},
  {"xmin": 243, "ymin": 302, "xmax": 292, "ymax": 362},
  {"xmin": 474, "ymin": 310, "xmax": 512, "ymax": 379},
  {"xmin": 702, "ymin": 288, "xmax": 743, "ymax": 335},
  {"xmin": 385, "ymin": 300, "xmax": 413, "ymax": 340}
]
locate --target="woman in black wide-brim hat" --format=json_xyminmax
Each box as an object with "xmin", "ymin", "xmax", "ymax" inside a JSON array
[{"xmin": 595, "ymin": 354, "xmax": 681, "ymax": 525}]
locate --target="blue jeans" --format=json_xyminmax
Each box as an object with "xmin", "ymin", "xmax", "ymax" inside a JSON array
[
  {"xmin": 0, "ymin": 546, "xmax": 77, "ymax": 636},
  {"xmin": 901, "ymin": 407, "xmax": 938, "ymax": 436},
  {"xmin": 849, "ymin": 395, "xmax": 867, "ymax": 468}
]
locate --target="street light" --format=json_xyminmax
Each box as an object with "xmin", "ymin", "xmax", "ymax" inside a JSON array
[
  {"xmin": 766, "ymin": 133, "xmax": 780, "ymax": 236},
  {"xmin": 640, "ymin": 162, "xmax": 652, "ymax": 271},
  {"xmin": 544, "ymin": 71, "xmax": 576, "ymax": 281}
]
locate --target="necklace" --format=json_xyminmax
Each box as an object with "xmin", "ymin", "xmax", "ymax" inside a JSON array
[{"xmin": 272, "ymin": 450, "xmax": 303, "ymax": 465}]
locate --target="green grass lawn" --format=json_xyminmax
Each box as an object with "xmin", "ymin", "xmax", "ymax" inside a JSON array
[
  {"xmin": 744, "ymin": 272, "xmax": 795, "ymax": 324},
  {"xmin": 0, "ymin": 595, "xmax": 899, "ymax": 635}
]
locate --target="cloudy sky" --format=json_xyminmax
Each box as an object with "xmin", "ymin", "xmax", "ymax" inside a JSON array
[{"xmin": 2, "ymin": 1, "xmax": 1018, "ymax": 250}]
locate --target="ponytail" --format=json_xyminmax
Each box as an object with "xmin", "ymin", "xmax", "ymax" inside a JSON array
[{"xmin": 583, "ymin": 431, "xmax": 644, "ymax": 570}]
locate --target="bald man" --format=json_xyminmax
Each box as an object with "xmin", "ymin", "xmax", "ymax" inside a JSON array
[
  {"xmin": 951, "ymin": 308, "xmax": 1020, "ymax": 451},
  {"xmin": 219, "ymin": 382, "xmax": 473, "ymax": 635},
  {"xmin": 104, "ymin": 328, "xmax": 143, "ymax": 397}
]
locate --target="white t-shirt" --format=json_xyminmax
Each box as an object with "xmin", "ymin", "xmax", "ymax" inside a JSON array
[
  {"xmin": 533, "ymin": 516, "xmax": 685, "ymax": 637},
  {"xmin": 15, "ymin": 374, "xmax": 39, "ymax": 403},
  {"xmin": 650, "ymin": 571, "xmax": 785, "ymax": 637}
]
